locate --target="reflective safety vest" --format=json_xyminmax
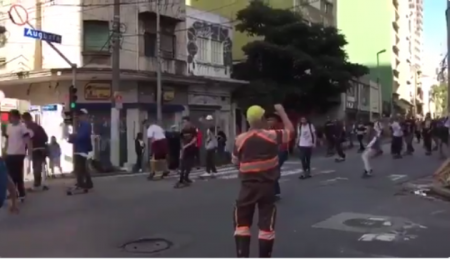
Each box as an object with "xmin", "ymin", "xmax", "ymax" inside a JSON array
[{"xmin": 232, "ymin": 129, "xmax": 292, "ymax": 181}]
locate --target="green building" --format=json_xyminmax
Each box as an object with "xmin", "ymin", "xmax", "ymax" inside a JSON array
[{"xmin": 337, "ymin": 0, "xmax": 398, "ymax": 113}]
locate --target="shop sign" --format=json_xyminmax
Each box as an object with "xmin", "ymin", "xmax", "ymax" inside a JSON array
[{"xmin": 84, "ymin": 83, "xmax": 111, "ymax": 100}]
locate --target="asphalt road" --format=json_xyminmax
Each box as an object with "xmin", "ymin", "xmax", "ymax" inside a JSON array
[{"xmin": 1, "ymin": 143, "xmax": 450, "ymax": 257}]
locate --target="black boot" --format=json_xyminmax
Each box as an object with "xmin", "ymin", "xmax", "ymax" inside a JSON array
[
  {"xmin": 235, "ymin": 235, "xmax": 251, "ymax": 257},
  {"xmin": 259, "ymin": 239, "xmax": 274, "ymax": 257}
]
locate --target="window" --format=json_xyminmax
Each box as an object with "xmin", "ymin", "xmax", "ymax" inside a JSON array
[
  {"xmin": 143, "ymin": 32, "xmax": 175, "ymax": 59},
  {"xmin": 160, "ymin": 34, "xmax": 175, "ymax": 59},
  {"xmin": 324, "ymin": 2, "xmax": 333, "ymax": 14},
  {"xmin": 194, "ymin": 38, "xmax": 223, "ymax": 65},
  {"xmin": 196, "ymin": 38, "xmax": 209, "ymax": 63},
  {"xmin": 83, "ymin": 20, "xmax": 110, "ymax": 52},
  {"xmin": 210, "ymin": 40, "xmax": 223, "ymax": 65}
]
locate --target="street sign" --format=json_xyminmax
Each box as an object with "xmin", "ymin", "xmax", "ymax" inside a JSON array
[
  {"xmin": 42, "ymin": 104, "xmax": 58, "ymax": 111},
  {"xmin": 8, "ymin": 5, "xmax": 28, "ymax": 26},
  {"xmin": 114, "ymin": 91, "xmax": 123, "ymax": 109},
  {"xmin": 23, "ymin": 28, "xmax": 62, "ymax": 44}
]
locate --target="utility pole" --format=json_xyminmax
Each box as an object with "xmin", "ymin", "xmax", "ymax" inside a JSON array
[
  {"xmin": 447, "ymin": 0, "xmax": 450, "ymax": 114},
  {"xmin": 413, "ymin": 67, "xmax": 417, "ymax": 116},
  {"xmin": 110, "ymin": 0, "xmax": 121, "ymax": 167},
  {"xmin": 156, "ymin": 0, "xmax": 163, "ymax": 125}
]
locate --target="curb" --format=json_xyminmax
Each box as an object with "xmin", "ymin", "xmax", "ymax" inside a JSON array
[{"xmin": 430, "ymin": 184, "xmax": 450, "ymax": 200}]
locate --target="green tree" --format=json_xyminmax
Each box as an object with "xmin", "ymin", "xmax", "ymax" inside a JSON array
[
  {"xmin": 232, "ymin": 1, "xmax": 368, "ymax": 113},
  {"xmin": 431, "ymin": 83, "xmax": 448, "ymax": 116}
]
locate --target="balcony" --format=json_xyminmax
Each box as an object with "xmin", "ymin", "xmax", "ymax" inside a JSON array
[
  {"xmin": 392, "ymin": 21, "xmax": 399, "ymax": 32},
  {"xmin": 393, "ymin": 68, "xmax": 400, "ymax": 79},
  {"xmin": 393, "ymin": 0, "xmax": 399, "ymax": 9},
  {"xmin": 392, "ymin": 45, "xmax": 399, "ymax": 55},
  {"xmin": 138, "ymin": 0, "xmax": 185, "ymax": 20},
  {"xmin": 138, "ymin": 57, "xmax": 187, "ymax": 76}
]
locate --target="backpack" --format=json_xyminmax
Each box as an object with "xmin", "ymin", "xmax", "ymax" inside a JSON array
[
  {"xmin": 0, "ymin": 158, "xmax": 8, "ymax": 208},
  {"xmin": 308, "ymin": 123, "xmax": 315, "ymax": 144},
  {"xmin": 31, "ymin": 124, "xmax": 48, "ymax": 148}
]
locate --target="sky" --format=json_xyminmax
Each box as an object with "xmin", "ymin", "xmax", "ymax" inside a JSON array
[{"xmin": 423, "ymin": 0, "xmax": 447, "ymax": 68}]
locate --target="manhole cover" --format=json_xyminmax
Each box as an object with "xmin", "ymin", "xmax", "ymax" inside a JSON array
[
  {"xmin": 343, "ymin": 218, "xmax": 386, "ymax": 229},
  {"xmin": 122, "ymin": 238, "xmax": 172, "ymax": 254}
]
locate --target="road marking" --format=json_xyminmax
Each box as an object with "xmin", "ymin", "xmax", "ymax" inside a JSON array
[
  {"xmin": 388, "ymin": 174, "xmax": 407, "ymax": 181},
  {"xmin": 220, "ymin": 168, "xmax": 305, "ymax": 179},
  {"xmin": 316, "ymin": 169, "xmax": 336, "ymax": 175},
  {"xmin": 359, "ymin": 233, "xmax": 396, "ymax": 242},
  {"xmin": 320, "ymin": 177, "xmax": 347, "ymax": 184}
]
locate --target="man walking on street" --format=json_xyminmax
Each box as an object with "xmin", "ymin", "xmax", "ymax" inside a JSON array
[
  {"xmin": 267, "ymin": 113, "xmax": 288, "ymax": 200},
  {"xmin": 403, "ymin": 114, "xmax": 416, "ymax": 155},
  {"xmin": 4, "ymin": 110, "xmax": 31, "ymax": 202},
  {"xmin": 334, "ymin": 120, "xmax": 346, "ymax": 162},
  {"xmin": 68, "ymin": 109, "xmax": 93, "ymax": 191},
  {"xmin": 22, "ymin": 112, "xmax": 49, "ymax": 191},
  {"xmin": 232, "ymin": 104, "xmax": 294, "ymax": 257},
  {"xmin": 390, "ymin": 115, "xmax": 404, "ymax": 159},
  {"xmin": 146, "ymin": 120, "xmax": 169, "ymax": 179}
]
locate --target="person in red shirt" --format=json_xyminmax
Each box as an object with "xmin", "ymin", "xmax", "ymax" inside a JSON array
[
  {"xmin": 267, "ymin": 113, "xmax": 288, "ymax": 201},
  {"xmin": 195, "ymin": 128, "xmax": 202, "ymax": 168}
]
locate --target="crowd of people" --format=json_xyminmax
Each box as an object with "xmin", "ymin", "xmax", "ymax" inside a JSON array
[
  {"xmin": 0, "ymin": 108, "xmax": 93, "ymax": 213},
  {"xmin": 138, "ymin": 116, "xmax": 229, "ymax": 188}
]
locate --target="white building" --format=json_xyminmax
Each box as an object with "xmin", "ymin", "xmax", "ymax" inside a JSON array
[
  {"xmin": 0, "ymin": 0, "xmax": 245, "ymax": 167},
  {"xmin": 392, "ymin": 0, "xmax": 423, "ymax": 114}
]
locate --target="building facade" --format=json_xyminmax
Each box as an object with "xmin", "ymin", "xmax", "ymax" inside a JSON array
[
  {"xmin": 337, "ymin": 0, "xmax": 423, "ymax": 116},
  {"xmin": 0, "ymin": 0, "xmax": 245, "ymax": 167},
  {"xmin": 187, "ymin": 0, "xmax": 336, "ymax": 61}
]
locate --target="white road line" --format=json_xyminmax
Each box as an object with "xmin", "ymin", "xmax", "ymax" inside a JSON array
[{"xmin": 388, "ymin": 174, "xmax": 407, "ymax": 181}]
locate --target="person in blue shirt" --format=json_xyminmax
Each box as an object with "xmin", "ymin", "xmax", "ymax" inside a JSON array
[{"xmin": 68, "ymin": 109, "xmax": 93, "ymax": 190}]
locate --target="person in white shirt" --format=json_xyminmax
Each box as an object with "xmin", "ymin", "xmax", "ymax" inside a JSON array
[
  {"xmin": 372, "ymin": 118, "xmax": 384, "ymax": 155},
  {"xmin": 4, "ymin": 110, "xmax": 32, "ymax": 201},
  {"xmin": 361, "ymin": 122, "xmax": 378, "ymax": 178},
  {"xmin": 390, "ymin": 115, "xmax": 404, "ymax": 158},
  {"xmin": 296, "ymin": 117, "xmax": 316, "ymax": 179},
  {"xmin": 146, "ymin": 121, "xmax": 169, "ymax": 179}
]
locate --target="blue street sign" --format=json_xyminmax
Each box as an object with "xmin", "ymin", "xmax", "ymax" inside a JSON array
[
  {"xmin": 23, "ymin": 28, "xmax": 62, "ymax": 44},
  {"xmin": 42, "ymin": 104, "xmax": 57, "ymax": 111}
]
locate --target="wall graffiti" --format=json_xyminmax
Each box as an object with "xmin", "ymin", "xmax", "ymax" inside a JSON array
[{"xmin": 186, "ymin": 19, "xmax": 232, "ymax": 77}]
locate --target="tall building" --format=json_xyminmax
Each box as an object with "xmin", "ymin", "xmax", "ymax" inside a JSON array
[
  {"xmin": 187, "ymin": 0, "xmax": 337, "ymax": 61},
  {"xmin": 337, "ymin": 0, "xmax": 423, "ymax": 115}
]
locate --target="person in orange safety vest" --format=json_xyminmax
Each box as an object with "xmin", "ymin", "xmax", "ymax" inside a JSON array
[{"xmin": 232, "ymin": 104, "xmax": 294, "ymax": 258}]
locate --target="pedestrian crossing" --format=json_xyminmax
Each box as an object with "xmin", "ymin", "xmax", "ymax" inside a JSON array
[{"xmin": 167, "ymin": 165, "xmax": 336, "ymax": 180}]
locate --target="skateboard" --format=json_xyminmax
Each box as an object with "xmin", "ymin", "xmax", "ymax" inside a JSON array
[
  {"xmin": 66, "ymin": 186, "xmax": 89, "ymax": 195},
  {"xmin": 173, "ymin": 181, "xmax": 192, "ymax": 189},
  {"xmin": 198, "ymin": 174, "xmax": 216, "ymax": 180},
  {"xmin": 147, "ymin": 171, "xmax": 170, "ymax": 181},
  {"xmin": 27, "ymin": 185, "xmax": 50, "ymax": 192}
]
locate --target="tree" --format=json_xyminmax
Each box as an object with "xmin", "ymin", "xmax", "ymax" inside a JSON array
[
  {"xmin": 232, "ymin": 1, "xmax": 368, "ymax": 113},
  {"xmin": 431, "ymin": 83, "xmax": 448, "ymax": 116}
]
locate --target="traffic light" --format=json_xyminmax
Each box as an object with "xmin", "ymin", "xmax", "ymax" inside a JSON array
[{"xmin": 68, "ymin": 85, "xmax": 77, "ymax": 110}]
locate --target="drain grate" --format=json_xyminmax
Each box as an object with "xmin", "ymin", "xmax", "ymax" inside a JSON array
[{"xmin": 122, "ymin": 238, "xmax": 173, "ymax": 254}]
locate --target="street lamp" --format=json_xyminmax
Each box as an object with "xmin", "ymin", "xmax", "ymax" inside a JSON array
[{"xmin": 376, "ymin": 49, "xmax": 387, "ymax": 113}]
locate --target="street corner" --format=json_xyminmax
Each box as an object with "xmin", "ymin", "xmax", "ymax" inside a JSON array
[{"xmin": 311, "ymin": 212, "xmax": 427, "ymax": 244}]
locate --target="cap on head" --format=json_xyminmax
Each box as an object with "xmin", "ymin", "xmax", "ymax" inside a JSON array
[
  {"xmin": 246, "ymin": 105, "xmax": 265, "ymax": 124},
  {"xmin": 78, "ymin": 108, "xmax": 88, "ymax": 115}
]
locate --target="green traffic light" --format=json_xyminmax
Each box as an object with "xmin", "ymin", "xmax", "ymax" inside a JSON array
[{"xmin": 70, "ymin": 102, "xmax": 76, "ymax": 109}]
